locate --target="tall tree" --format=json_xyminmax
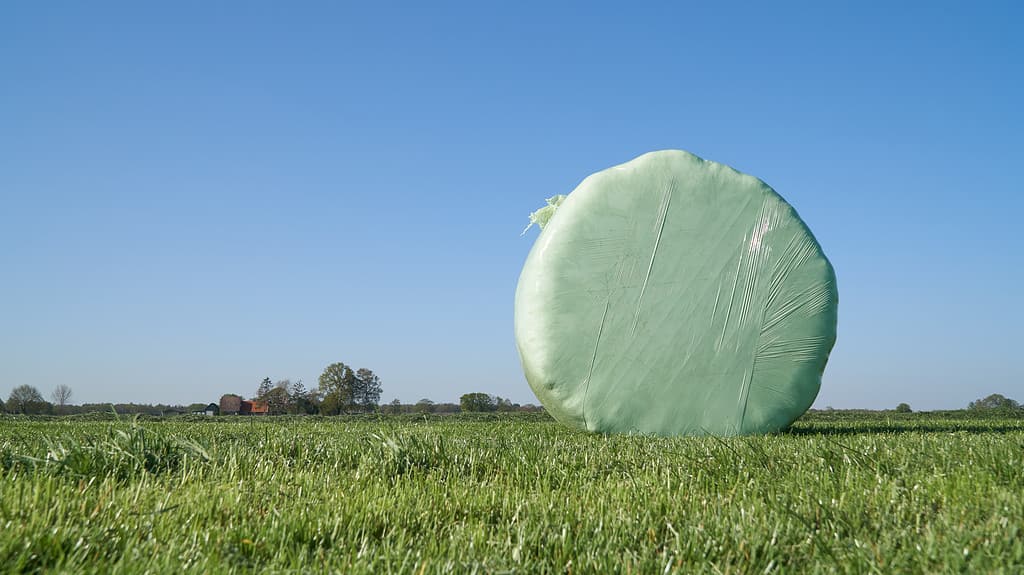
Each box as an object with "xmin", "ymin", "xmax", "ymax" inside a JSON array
[
  {"xmin": 288, "ymin": 379, "xmax": 309, "ymax": 414},
  {"xmin": 256, "ymin": 377, "xmax": 273, "ymax": 400},
  {"xmin": 264, "ymin": 383, "xmax": 290, "ymax": 415},
  {"xmin": 319, "ymin": 392, "xmax": 340, "ymax": 416},
  {"xmin": 354, "ymin": 368, "xmax": 382, "ymax": 410},
  {"xmin": 51, "ymin": 385, "xmax": 73, "ymax": 413},
  {"xmin": 8, "ymin": 385, "xmax": 49, "ymax": 414},
  {"xmin": 318, "ymin": 362, "xmax": 355, "ymax": 415},
  {"xmin": 415, "ymin": 398, "xmax": 435, "ymax": 414},
  {"xmin": 304, "ymin": 387, "xmax": 323, "ymax": 414}
]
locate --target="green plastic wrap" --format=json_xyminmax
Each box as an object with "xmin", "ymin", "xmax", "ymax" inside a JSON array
[{"xmin": 514, "ymin": 150, "xmax": 838, "ymax": 436}]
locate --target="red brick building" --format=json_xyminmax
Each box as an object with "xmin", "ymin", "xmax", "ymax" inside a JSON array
[
  {"xmin": 239, "ymin": 400, "xmax": 269, "ymax": 415},
  {"xmin": 219, "ymin": 394, "xmax": 268, "ymax": 415},
  {"xmin": 219, "ymin": 394, "xmax": 242, "ymax": 415}
]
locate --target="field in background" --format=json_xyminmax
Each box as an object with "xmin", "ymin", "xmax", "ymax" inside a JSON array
[{"xmin": 1, "ymin": 412, "xmax": 1022, "ymax": 573}]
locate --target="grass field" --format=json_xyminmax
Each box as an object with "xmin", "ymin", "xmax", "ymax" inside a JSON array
[{"xmin": 1, "ymin": 412, "xmax": 1022, "ymax": 574}]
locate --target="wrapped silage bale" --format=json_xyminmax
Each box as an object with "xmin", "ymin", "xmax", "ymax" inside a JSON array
[{"xmin": 515, "ymin": 150, "xmax": 838, "ymax": 436}]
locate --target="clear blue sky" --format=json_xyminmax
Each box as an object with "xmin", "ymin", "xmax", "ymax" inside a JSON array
[{"xmin": 2, "ymin": 1, "xmax": 1021, "ymax": 410}]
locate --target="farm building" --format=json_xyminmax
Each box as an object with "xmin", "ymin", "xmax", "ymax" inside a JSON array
[
  {"xmin": 219, "ymin": 394, "xmax": 268, "ymax": 415},
  {"xmin": 240, "ymin": 400, "xmax": 269, "ymax": 415},
  {"xmin": 219, "ymin": 394, "xmax": 242, "ymax": 415}
]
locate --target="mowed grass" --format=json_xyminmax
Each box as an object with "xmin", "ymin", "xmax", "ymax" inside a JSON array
[{"xmin": 1, "ymin": 412, "xmax": 1022, "ymax": 574}]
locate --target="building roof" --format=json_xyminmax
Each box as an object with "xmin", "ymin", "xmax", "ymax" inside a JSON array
[{"xmin": 240, "ymin": 400, "xmax": 269, "ymax": 414}]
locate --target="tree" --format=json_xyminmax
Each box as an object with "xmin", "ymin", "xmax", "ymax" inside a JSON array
[
  {"xmin": 388, "ymin": 398, "xmax": 403, "ymax": 415},
  {"xmin": 0, "ymin": 396, "xmax": 5, "ymax": 412},
  {"xmin": 51, "ymin": 385, "xmax": 73, "ymax": 412},
  {"xmin": 288, "ymin": 380, "xmax": 314, "ymax": 414},
  {"xmin": 968, "ymin": 394, "xmax": 1020, "ymax": 411},
  {"xmin": 303, "ymin": 387, "xmax": 323, "ymax": 414},
  {"xmin": 415, "ymin": 398, "xmax": 435, "ymax": 414},
  {"xmin": 319, "ymin": 392, "xmax": 341, "ymax": 416},
  {"xmin": 460, "ymin": 393, "xmax": 497, "ymax": 413},
  {"xmin": 319, "ymin": 362, "xmax": 355, "ymax": 415},
  {"xmin": 264, "ymin": 383, "xmax": 290, "ymax": 415},
  {"xmin": 7, "ymin": 385, "xmax": 50, "ymax": 415},
  {"xmin": 257, "ymin": 377, "xmax": 273, "ymax": 400},
  {"xmin": 895, "ymin": 403, "xmax": 912, "ymax": 413},
  {"xmin": 354, "ymin": 368, "xmax": 382, "ymax": 410}
]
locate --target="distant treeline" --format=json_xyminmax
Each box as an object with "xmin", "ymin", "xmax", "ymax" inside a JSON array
[
  {"xmin": 4, "ymin": 406, "xmax": 1023, "ymax": 422},
  {"xmin": 0, "ymin": 399, "xmax": 547, "ymax": 417},
  {"xmin": 803, "ymin": 407, "xmax": 1024, "ymax": 421},
  {"xmin": 3, "ymin": 382, "xmax": 1020, "ymax": 420},
  {"xmin": 1, "ymin": 402, "xmax": 222, "ymax": 416}
]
